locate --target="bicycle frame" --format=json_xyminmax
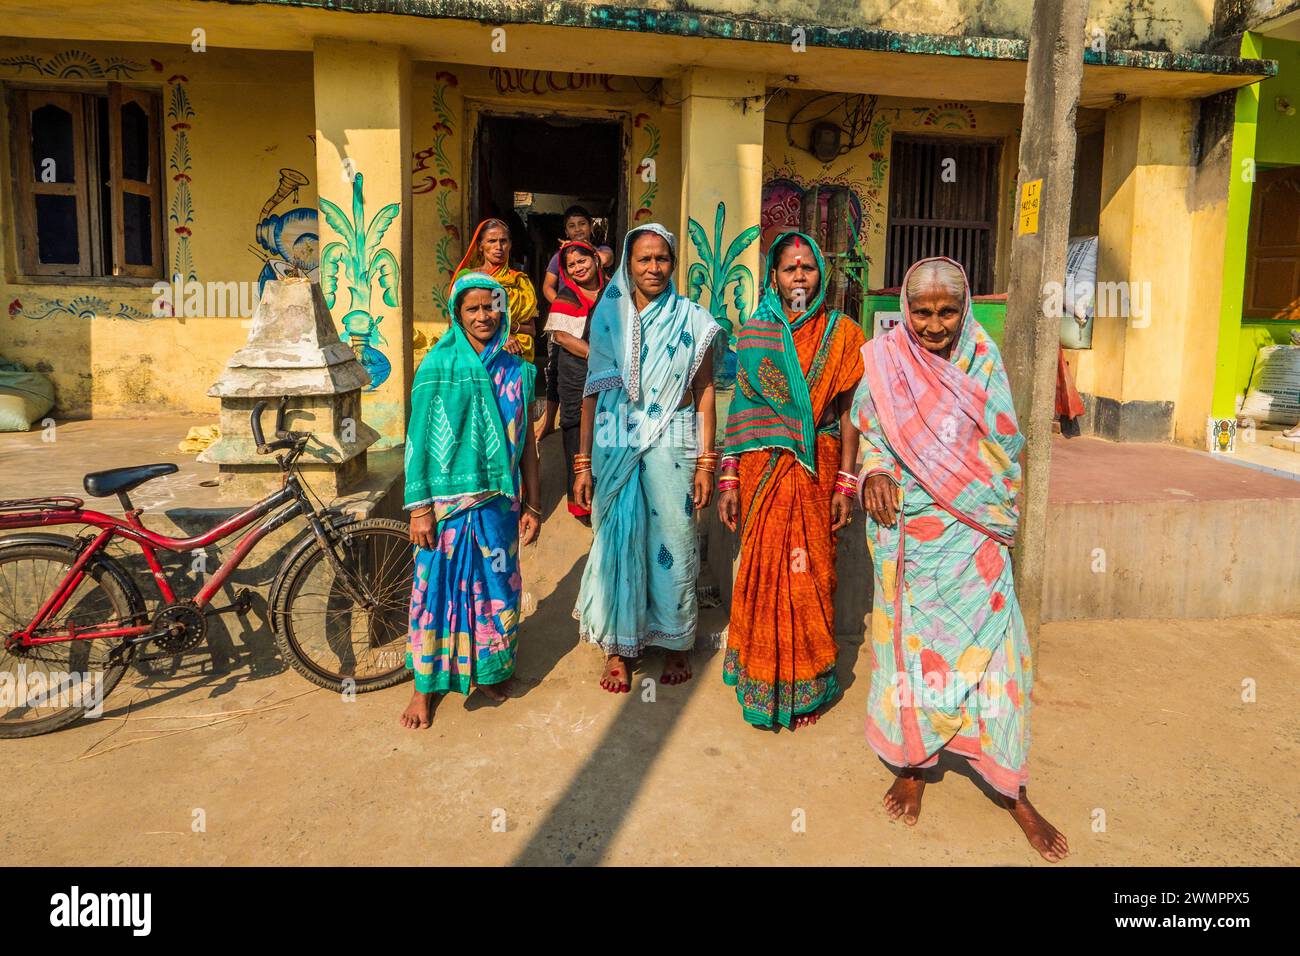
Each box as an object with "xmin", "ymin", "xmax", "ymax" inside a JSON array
[{"xmin": 0, "ymin": 478, "xmax": 312, "ymax": 648}]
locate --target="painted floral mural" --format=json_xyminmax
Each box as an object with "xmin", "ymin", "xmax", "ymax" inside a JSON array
[{"xmin": 320, "ymin": 172, "xmax": 400, "ymax": 391}]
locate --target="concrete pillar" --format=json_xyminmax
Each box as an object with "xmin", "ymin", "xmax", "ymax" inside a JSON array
[
  {"xmin": 1072, "ymin": 97, "xmax": 1198, "ymax": 443},
  {"xmin": 1001, "ymin": 0, "xmax": 1087, "ymax": 645},
  {"xmin": 678, "ymin": 68, "xmax": 765, "ymax": 344},
  {"xmin": 312, "ymin": 38, "xmax": 414, "ymax": 448}
]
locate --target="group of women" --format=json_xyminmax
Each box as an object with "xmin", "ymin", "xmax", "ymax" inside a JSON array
[{"xmin": 398, "ymin": 215, "xmax": 1069, "ymax": 862}]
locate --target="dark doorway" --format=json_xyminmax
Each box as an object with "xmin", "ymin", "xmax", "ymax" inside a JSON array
[{"xmin": 471, "ymin": 113, "xmax": 625, "ymax": 298}]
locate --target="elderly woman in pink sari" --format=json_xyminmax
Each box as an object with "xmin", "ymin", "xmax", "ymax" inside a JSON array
[{"xmin": 853, "ymin": 256, "xmax": 1068, "ymax": 863}]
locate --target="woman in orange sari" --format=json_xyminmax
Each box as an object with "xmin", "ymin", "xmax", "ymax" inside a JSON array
[
  {"xmin": 451, "ymin": 218, "xmax": 539, "ymax": 363},
  {"xmin": 717, "ymin": 231, "xmax": 865, "ymax": 729}
]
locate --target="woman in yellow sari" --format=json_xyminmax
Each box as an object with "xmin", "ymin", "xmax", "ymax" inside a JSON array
[{"xmin": 452, "ymin": 219, "xmax": 539, "ymax": 362}]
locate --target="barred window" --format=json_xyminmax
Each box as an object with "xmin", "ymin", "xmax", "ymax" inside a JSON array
[{"xmin": 886, "ymin": 135, "xmax": 1000, "ymax": 294}]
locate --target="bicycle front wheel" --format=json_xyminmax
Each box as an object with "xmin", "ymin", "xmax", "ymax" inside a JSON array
[{"xmin": 273, "ymin": 518, "xmax": 413, "ymax": 693}]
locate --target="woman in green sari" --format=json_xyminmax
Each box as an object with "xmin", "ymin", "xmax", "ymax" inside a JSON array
[{"xmin": 399, "ymin": 272, "xmax": 542, "ymax": 729}]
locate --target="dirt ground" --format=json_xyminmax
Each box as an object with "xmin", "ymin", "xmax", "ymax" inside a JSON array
[{"xmin": 2, "ymin": 439, "xmax": 1297, "ymax": 867}]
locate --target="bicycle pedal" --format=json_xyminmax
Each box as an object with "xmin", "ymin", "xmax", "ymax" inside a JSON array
[{"xmin": 205, "ymin": 588, "xmax": 254, "ymax": 617}]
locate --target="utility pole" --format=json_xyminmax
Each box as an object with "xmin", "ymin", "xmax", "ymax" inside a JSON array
[{"xmin": 1001, "ymin": 0, "xmax": 1088, "ymax": 649}]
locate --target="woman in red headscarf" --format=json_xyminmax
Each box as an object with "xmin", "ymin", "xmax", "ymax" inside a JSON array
[
  {"xmin": 451, "ymin": 218, "xmax": 539, "ymax": 362},
  {"xmin": 545, "ymin": 240, "xmax": 605, "ymax": 522}
]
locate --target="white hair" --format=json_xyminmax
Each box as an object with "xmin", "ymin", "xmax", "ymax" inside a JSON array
[{"xmin": 905, "ymin": 260, "xmax": 967, "ymax": 309}]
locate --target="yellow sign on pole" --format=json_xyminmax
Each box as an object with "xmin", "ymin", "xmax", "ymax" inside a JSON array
[{"xmin": 1019, "ymin": 178, "xmax": 1042, "ymax": 235}]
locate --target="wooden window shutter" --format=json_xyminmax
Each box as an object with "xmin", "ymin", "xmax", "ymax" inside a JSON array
[
  {"xmin": 11, "ymin": 88, "xmax": 92, "ymax": 276},
  {"xmin": 107, "ymin": 82, "xmax": 163, "ymax": 278}
]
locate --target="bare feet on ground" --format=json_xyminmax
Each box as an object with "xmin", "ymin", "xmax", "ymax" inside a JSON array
[
  {"xmin": 1001, "ymin": 791, "xmax": 1070, "ymax": 863},
  {"xmin": 398, "ymin": 690, "xmax": 434, "ymax": 730},
  {"xmin": 477, "ymin": 679, "xmax": 513, "ymax": 703},
  {"xmin": 793, "ymin": 709, "xmax": 821, "ymax": 729},
  {"xmin": 660, "ymin": 650, "xmax": 692, "ymax": 685},
  {"xmin": 599, "ymin": 655, "xmax": 631, "ymax": 693},
  {"xmin": 883, "ymin": 769, "xmax": 925, "ymax": 825}
]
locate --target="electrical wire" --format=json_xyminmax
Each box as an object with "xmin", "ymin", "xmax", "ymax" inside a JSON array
[{"xmin": 781, "ymin": 92, "xmax": 878, "ymax": 157}]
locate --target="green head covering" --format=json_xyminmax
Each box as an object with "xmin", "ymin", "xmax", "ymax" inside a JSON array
[
  {"xmin": 723, "ymin": 231, "xmax": 837, "ymax": 473},
  {"xmin": 404, "ymin": 272, "xmax": 535, "ymax": 510}
]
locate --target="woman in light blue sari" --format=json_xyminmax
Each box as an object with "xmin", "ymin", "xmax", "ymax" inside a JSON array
[{"xmin": 573, "ymin": 224, "xmax": 722, "ymax": 693}]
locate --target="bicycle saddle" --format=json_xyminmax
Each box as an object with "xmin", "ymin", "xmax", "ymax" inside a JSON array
[{"xmin": 83, "ymin": 463, "xmax": 179, "ymax": 498}]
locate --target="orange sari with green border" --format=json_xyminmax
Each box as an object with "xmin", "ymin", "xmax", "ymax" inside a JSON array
[{"xmin": 722, "ymin": 308, "xmax": 865, "ymax": 728}]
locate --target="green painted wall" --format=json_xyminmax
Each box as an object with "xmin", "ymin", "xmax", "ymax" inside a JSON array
[
  {"xmin": 1213, "ymin": 33, "xmax": 1300, "ymax": 415},
  {"xmin": 1254, "ymin": 35, "xmax": 1300, "ymax": 167}
]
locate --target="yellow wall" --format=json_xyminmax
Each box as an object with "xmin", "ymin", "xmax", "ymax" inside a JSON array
[
  {"xmin": 1, "ymin": 39, "xmax": 317, "ymax": 418},
  {"xmin": 1, "ymin": 42, "xmax": 679, "ymax": 417},
  {"xmin": 313, "ymin": 39, "xmax": 413, "ymax": 446},
  {"xmin": 679, "ymin": 68, "xmax": 765, "ymax": 340},
  {"xmin": 1176, "ymin": 105, "xmax": 1232, "ymax": 445},
  {"xmin": 1069, "ymin": 95, "xmax": 1232, "ymax": 445},
  {"xmin": 1, "ymin": 33, "xmax": 1239, "ymax": 444},
  {"xmin": 762, "ymin": 91, "xmax": 1022, "ymax": 291}
]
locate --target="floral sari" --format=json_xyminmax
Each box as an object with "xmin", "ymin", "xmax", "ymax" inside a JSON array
[
  {"xmin": 853, "ymin": 256, "xmax": 1031, "ymax": 797},
  {"xmin": 405, "ymin": 273, "xmax": 535, "ymax": 694}
]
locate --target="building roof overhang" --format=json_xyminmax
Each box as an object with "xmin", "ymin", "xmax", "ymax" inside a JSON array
[{"xmin": 0, "ymin": 0, "xmax": 1276, "ymax": 108}]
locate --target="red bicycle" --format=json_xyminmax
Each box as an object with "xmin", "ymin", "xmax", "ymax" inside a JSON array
[{"xmin": 0, "ymin": 397, "xmax": 413, "ymax": 737}]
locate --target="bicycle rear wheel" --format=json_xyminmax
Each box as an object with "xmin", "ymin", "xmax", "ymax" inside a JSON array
[
  {"xmin": 273, "ymin": 517, "xmax": 413, "ymax": 693},
  {"xmin": 0, "ymin": 543, "xmax": 139, "ymax": 737}
]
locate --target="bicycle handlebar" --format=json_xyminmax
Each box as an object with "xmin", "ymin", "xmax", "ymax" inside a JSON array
[{"xmin": 250, "ymin": 397, "xmax": 310, "ymax": 456}]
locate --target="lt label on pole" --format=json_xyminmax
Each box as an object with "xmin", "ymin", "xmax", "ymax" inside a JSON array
[{"xmin": 1019, "ymin": 178, "xmax": 1042, "ymax": 235}]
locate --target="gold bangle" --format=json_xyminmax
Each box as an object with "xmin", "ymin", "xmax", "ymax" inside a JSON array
[{"xmin": 408, "ymin": 506, "xmax": 432, "ymax": 518}]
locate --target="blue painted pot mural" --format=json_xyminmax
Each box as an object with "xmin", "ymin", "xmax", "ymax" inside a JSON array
[{"xmin": 319, "ymin": 172, "xmax": 401, "ymax": 392}]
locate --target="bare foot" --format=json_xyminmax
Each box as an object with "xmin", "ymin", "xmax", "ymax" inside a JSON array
[
  {"xmin": 398, "ymin": 690, "xmax": 434, "ymax": 730},
  {"xmin": 477, "ymin": 679, "xmax": 512, "ymax": 703},
  {"xmin": 1001, "ymin": 790, "xmax": 1070, "ymax": 863},
  {"xmin": 660, "ymin": 650, "xmax": 692, "ymax": 685},
  {"xmin": 883, "ymin": 769, "xmax": 925, "ymax": 825},
  {"xmin": 793, "ymin": 709, "xmax": 821, "ymax": 729},
  {"xmin": 599, "ymin": 655, "xmax": 630, "ymax": 694}
]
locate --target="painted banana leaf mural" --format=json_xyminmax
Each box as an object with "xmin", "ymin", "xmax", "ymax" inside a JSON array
[
  {"xmin": 319, "ymin": 172, "xmax": 400, "ymax": 390},
  {"xmin": 685, "ymin": 200, "xmax": 760, "ymax": 340}
]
